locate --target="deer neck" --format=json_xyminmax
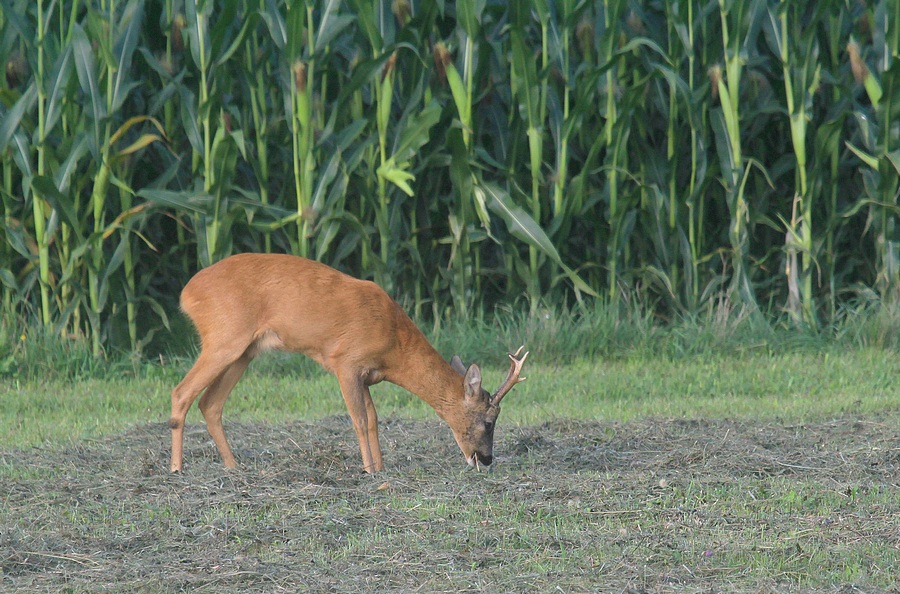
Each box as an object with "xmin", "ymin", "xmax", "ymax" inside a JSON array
[{"xmin": 383, "ymin": 318, "xmax": 464, "ymax": 419}]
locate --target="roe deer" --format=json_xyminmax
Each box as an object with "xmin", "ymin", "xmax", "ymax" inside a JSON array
[{"xmin": 169, "ymin": 253, "xmax": 528, "ymax": 473}]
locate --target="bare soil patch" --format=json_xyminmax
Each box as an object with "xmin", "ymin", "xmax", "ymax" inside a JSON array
[{"xmin": 2, "ymin": 414, "xmax": 898, "ymax": 593}]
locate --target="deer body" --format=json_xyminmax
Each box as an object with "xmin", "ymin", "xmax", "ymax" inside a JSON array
[{"xmin": 169, "ymin": 253, "xmax": 526, "ymax": 473}]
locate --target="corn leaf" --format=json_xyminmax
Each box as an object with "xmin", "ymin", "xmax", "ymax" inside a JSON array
[
  {"xmin": 315, "ymin": 0, "xmax": 353, "ymax": 53},
  {"xmin": 31, "ymin": 176, "xmax": 83, "ymax": 243},
  {"xmin": 456, "ymin": 0, "xmax": 483, "ymax": 39},
  {"xmin": 444, "ymin": 59, "xmax": 470, "ymax": 130},
  {"xmin": 392, "ymin": 100, "xmax": 441, "ymax": 161},
  {"xmin": 111, "ymin": 0, "xmax": 144, "ymax": 113},
  {"xmin": 44, "ymin": 46, "xmax": 75, "ymax": 135},
  {"xmin": 137, "ymin": 189, "xmax": 211, "ymax": 213},
  {"xmin": 846, "ymin": 142, "xmax": 879, "ymax": 171},
  {"xmin": 480, "ymin": 182, "xmax": 597, "ymax": 297},
  {"xmin": 377, "ymin": 160, "xmax": 415, "ymax": 197},
  {"xmin": 71, "ymin": 24, "xmax": 104, "ymax": 153},
  {"xmin": 346, "ymin": 0, "xmax": 382, "ymax": 53},
  {"xmin": 0, "ymin": 84, "xmax": 37, "ymax": 153}
]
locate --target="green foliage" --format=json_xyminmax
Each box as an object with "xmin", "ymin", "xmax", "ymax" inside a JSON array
[{"xmin": 1, "ymin": 0, "xmax": 899, "ymax": 353}]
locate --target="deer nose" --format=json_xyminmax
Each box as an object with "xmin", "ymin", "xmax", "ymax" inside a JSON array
[{"xmin": 477, "ymin": 453, "xmax": 493, "ymax": 466}]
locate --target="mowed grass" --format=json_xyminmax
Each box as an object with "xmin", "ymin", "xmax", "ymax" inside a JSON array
[
  {"xmin": 1, "ymin": 414, "xmax": 897, "ymax": 592},
  {"xmin": 1, "ymin": 345, "xmax": 898, "ymax": 592},
  {"xmin": 1, "ymin": 347, "xmax": 897, "ymax": 448}
]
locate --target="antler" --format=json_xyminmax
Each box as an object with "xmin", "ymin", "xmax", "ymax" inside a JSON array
[{"xmin": 490, "ymin": 346, "xmax": 529, "ymax": 407}]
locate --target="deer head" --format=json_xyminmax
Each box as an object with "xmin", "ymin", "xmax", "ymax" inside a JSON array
[{"xmin": 448, "ymin": 346, "xmax": 528, "ymax": 471}]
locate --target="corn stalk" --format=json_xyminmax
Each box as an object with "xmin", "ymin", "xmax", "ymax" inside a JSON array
[
  {"xmin": 288, "ymin": 3, "xmax": 315, "ymax": 259},
  {"xmin": 509, "ymin": 24, "xmax": 543, "ymax": 304},
  {"xmin": 769, "ymin": 2, "xmax": 820, "ymax": 327},
  {"xmin": 32, "ymin": 0, "xmax": 52, "ymax": 327},
  {"xmin": 710, "ymin": 0, "xmax": 760, "ymax": 310},
  {"xmin": 846, "ymin": 0, "xmax": 900, "ymax": 303},
  {"xmin": 437, "ymin": 18, "xmax": 478, "ymax": 315}
]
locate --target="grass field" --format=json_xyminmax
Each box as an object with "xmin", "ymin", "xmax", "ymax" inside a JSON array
[
  {"xmin": 2, "ymin": 347, "xmax": 898, "ymax": 447},
  {"xmin": 1, "ymin": 347, "xmax": 899, "ymax": 592}
]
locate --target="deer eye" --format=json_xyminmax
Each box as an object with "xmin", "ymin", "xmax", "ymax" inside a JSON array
[{"xmin": 484, "ymin": 421, "xmax": 494, "ymax": 433}]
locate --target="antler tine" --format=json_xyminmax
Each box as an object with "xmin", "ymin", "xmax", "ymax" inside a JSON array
[{"xmin": 490, "ymin": 346, "xmax": 529, "ymax": 406}]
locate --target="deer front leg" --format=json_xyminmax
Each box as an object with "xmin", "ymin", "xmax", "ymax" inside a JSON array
[{"xmin": 337, "ymin": 372, "xmax": 384, "ymax": 473}]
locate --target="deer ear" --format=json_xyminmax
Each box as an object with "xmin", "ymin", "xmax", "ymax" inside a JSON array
[
  {"xmin": 450, "ymin": 355, "xmax": 467, "ymax": 375},
  {"xmin": 463, "ymin": 364, "xmax": 482, "ymax": 400}
]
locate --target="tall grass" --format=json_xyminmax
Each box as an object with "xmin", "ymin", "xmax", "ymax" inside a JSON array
[
  {"xmin": 1, "ymin": 0, "xmax": 898, "ymax": 353},
  {"xmin": 6, "ymin": 293, "xmax": 900, "ymax": 386}
]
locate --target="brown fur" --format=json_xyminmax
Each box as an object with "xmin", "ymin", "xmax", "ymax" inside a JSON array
[{"xmin": 169, "ymin": 253, "xmax": 519, "ymax": 473}]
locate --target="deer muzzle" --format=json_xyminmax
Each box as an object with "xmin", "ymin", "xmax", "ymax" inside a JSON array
[{"xmin": 468, "ymin": 452, "xmax": 494, "ymax": 472}]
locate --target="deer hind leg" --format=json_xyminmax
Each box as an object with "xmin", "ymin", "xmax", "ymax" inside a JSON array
[
  {"xmin": 170, "ymin": 346, "xmax": 247, "ymax": 472},
  {"xmin": 360, "ymin": 386, "xmax": 383, "ymax": 471},
  {"xmin": 337, "ymin": 373, "xmax": 384, "ymax": 473},
  {"xmin": 197, "ymin": 352, "xmax": 252, "ymax": 469}
]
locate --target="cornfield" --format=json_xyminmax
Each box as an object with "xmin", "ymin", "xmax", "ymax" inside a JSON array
[{"xmin": 1, "ymin": 0, "xmax": 898, "ymax": 355}]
